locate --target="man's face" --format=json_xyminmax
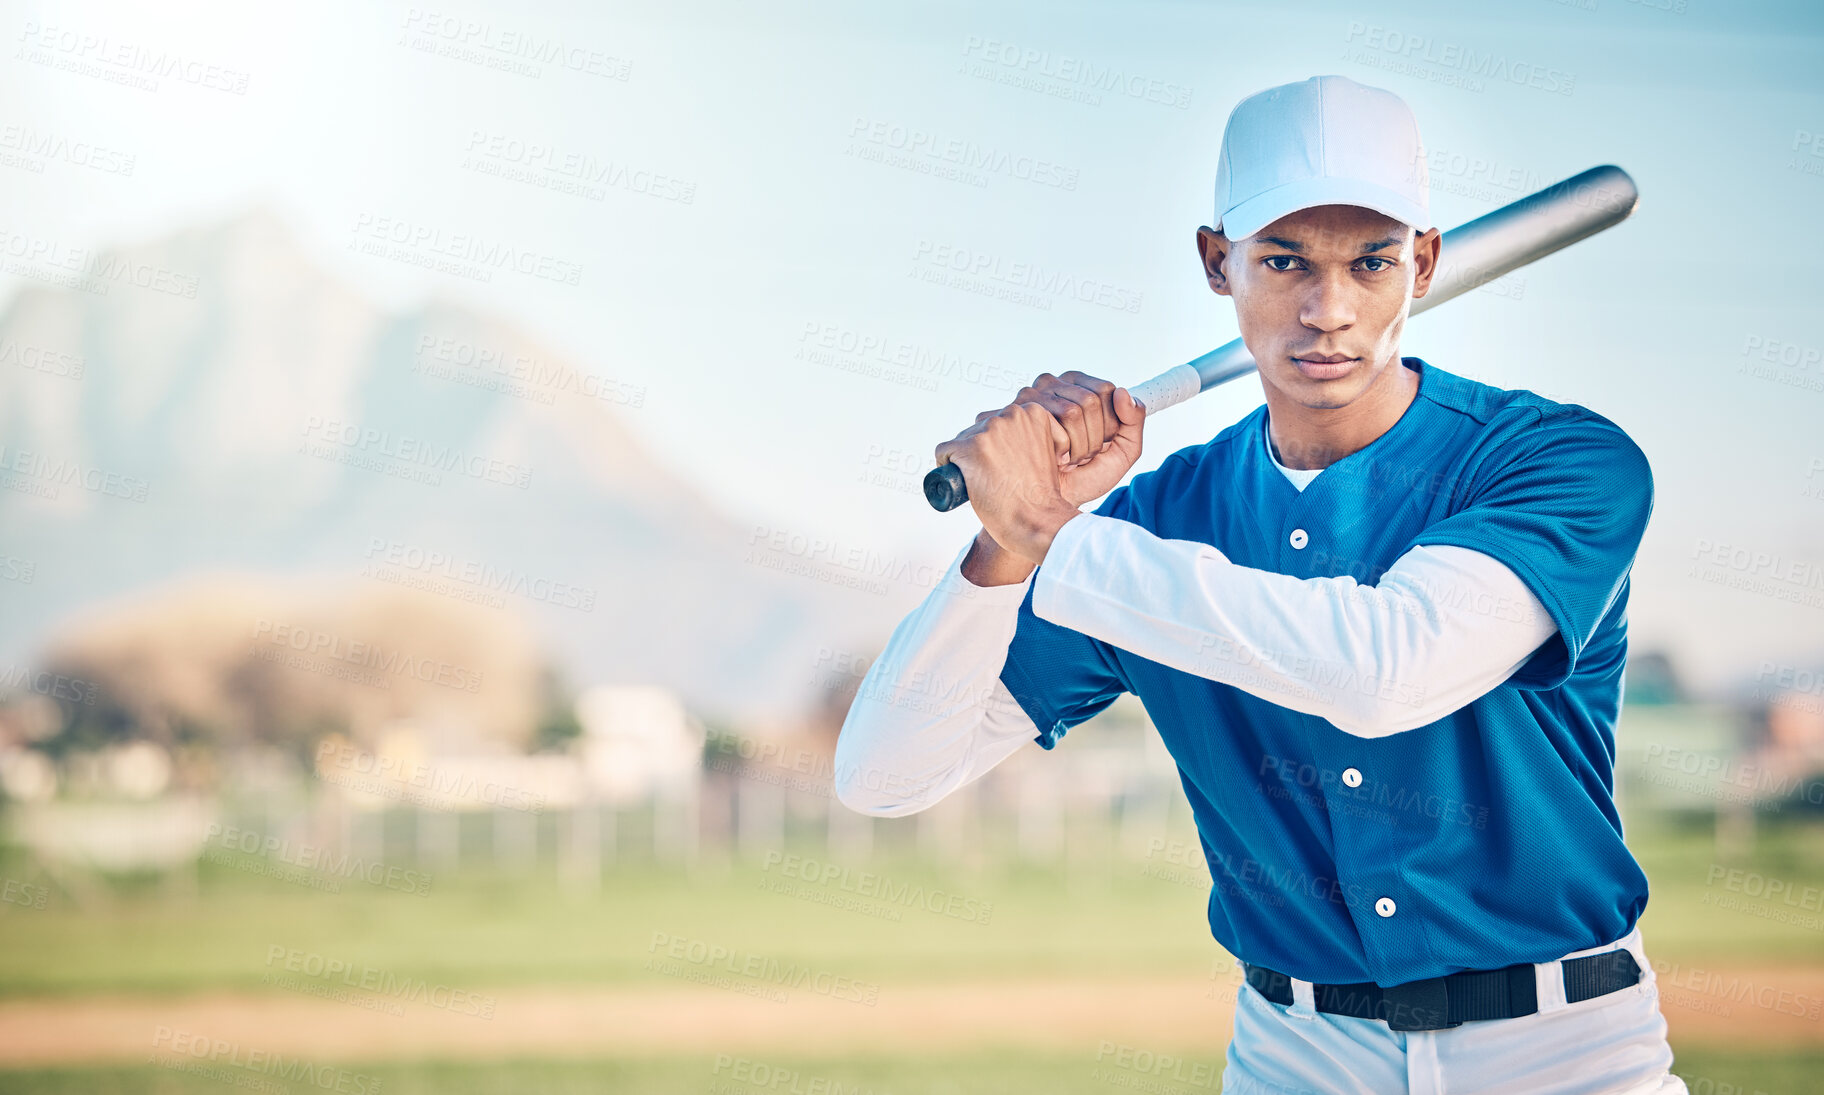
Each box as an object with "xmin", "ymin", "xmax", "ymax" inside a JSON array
[{"xmin": 1196, "ymin": 204, "xmax": 1441, "ymax": 411}]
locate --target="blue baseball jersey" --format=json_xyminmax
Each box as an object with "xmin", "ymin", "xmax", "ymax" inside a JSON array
[{"xmin": 999, "ymin": 356, "xmax": 1656, "ymax": 986}]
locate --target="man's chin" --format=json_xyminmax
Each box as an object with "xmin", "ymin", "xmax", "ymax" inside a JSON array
[{"xmin": 1273, "ymin": 369, "xmax": 1367, "ymax": 409}]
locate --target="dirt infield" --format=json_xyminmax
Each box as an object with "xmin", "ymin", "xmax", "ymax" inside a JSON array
[{"xmin": 1, "ymin": 966, "xmax": 1817, "ymax": 1068}]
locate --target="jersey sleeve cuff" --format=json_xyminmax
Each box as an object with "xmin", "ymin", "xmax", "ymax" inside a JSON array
[{"xmin": 940, "ymin": 536, "xmax": 1038, "ymax": 606}]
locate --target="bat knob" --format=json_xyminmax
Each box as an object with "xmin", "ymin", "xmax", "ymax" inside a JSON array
[{"xmin": 923, "ymin": 463, "xmax": 968, "ymax": 512}]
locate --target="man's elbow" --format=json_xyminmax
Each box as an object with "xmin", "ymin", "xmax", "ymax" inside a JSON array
[
  {"xmin": 833, "ymin": 777, "xmax": 930, "ymax": 818},
  {"xmin": 831, "ymin": 738, "xmax": 941, "ymax": 818}
]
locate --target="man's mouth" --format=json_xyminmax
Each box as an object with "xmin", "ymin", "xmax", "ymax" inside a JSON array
[{"xmin": 1291, "ymin": 354, "xmax": 1359, "ymax": 379}]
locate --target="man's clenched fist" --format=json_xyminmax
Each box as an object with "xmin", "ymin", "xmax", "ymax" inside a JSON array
[{"xmin": 933, "ymin": 370, "xmax": 1146, "ymax": 566}]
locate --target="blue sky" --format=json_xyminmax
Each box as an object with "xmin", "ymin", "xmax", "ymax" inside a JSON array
[{"xmin": 3, "ymin": 0, "xmax": 1821, "ymax": 695}]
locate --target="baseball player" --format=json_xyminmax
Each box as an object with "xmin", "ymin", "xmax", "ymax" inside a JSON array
[{"xmin": 834, "ymin": 75, "xmax": 1685, "ymax": 1094}]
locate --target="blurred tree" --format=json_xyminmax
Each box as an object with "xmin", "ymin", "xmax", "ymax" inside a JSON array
[
  {"xmin": 530, "ymin": 667, "xmax": 584, "ymax": 753},
  {"xmin": 1623, "ymin": 649, "xmax": 1685, "ymax": 705},
  {"xmin": 18, "ymin": 576, "xmax": 545, "ymax": 773}
]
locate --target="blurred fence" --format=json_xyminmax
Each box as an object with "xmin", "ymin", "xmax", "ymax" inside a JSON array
[
  {"xmin": 4, "ymin": 698, "xmax": 1819, "ymax": 903},
  {"xmin": 1, "ymin": 713, "xmax": 1201, "ymax": 899}
]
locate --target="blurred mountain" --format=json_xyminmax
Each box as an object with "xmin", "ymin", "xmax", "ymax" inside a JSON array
[{"xmin": 0, "ymin": 209, "xmax": 870, "ymax": 726}]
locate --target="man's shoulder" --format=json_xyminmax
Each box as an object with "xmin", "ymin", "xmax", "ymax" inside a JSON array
[
  {"xmin": 1417, "ymin": 362, "xmax": 1652, "ymax": 507},
  {"xmin": 1420, "ymin": 361, "xmax": 1643, "ymax": 452}
]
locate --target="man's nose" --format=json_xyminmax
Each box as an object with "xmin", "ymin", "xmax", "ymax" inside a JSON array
[{"xmin": 1300, "ymin": 272, "xmax": 1356, "ymax": 332}]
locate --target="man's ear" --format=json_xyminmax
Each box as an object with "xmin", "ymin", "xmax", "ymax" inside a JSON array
[
  {"xmin": 1409, "ymin": 225, "xmax": 1443, "ymax": 300},
  {"xmin": 1196, "ymin": 226, "xmax": 1232, "ymax": 297}
]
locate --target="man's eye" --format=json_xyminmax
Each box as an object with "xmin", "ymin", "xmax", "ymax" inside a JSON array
[
  {"xmin": 1264, "ymin": 256, "xmax": 1300, "ymax": 272},
  {"xmin": 1359, "ymin": 257, "xmax": 1394, "ymax": 272}
]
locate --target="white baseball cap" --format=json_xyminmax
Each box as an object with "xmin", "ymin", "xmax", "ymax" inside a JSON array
[{"xmin": 1213, "ymin": 74, "xmax": 1430, "ymax": 241}]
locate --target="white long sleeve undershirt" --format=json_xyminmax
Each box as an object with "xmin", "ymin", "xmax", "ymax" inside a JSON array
[
  {"xmin": 1031, "ymin": 513, "xmax": 1556, "ymax": 736},
  {"xmin": 834, "ymin": 459, "xmax": 1558, "ymax": 817},
  {"xmin": 831, "ymin": 537, "xmax": 1051, "ymax": 818}
]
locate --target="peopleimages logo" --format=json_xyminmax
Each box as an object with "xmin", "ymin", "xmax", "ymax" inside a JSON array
[
  {"xmin": 252, "ymin": 619, "xmax": 486, "ymax": 694},
  {"xmin": 204, "ymin": 822, "xmax": 431, "ymax": 896},
  {"xmin": 0, "ymin": 663, "xmax": 99, "ymax": 705},
  {"xmin": 760, "ymin": 851, "xmax": 993, "ymax": 925},
  {"xmin": 0, "ymin": 121, "xmax": 135, "ymax": 176},
  {"xmin": 1258, "ymin": 756, "xmax": 1489, "ymax": 830},
  {"xmin": 361, "ymin": 537, "xmax": 597, "ymax": 612},
  {"xmin": 910, "ymin": 239, "xmax": 1144, "ymax": 314},
  {"xmin": 847, "ymin": 116, "xmax": 1079, "ymax": 191},
  {"xmin": 646, "ymin": 931, "xmax": 881, "ymax": 1006},
  {"xmin": 398, "ymin": 8, "xmax": 632, "ymax": 81},
  {"xmin": 348, "ymin": 212, "xmax": 583, "ymax": 287},
  {"xmin": 0, "ymin": 444, "xmax": 150, "ymax": 501},
  {"xmin": 796, "ymin": 320, "xmax": 1027, "ymax": 394},
  {"xmin": 461, "ymin": 130, "xmax": 695, "ymax": 204},
  {"xmin": 299, "ymin": 416, "xmax": 533, "ymax": 489},
  {"xmin": 263, "ymin": 945, "xmax": 495, "ymax": 1018},
  {"xmin": 711, "ymin": 1055, "xmax": 889, "ymax": 1095},
  {"xmin": 14, "ymin": 21, "xmax": 251, "ymax": 94},
  {"xmin": 958, "ymin": 36, "xmax": 1193, "ymax": 109},
  {"xmin": 1343, "ymin": 21, "xmax": 1576, "ymax": 97},
  {"xmin": 149, "ymin": 1027, "xmax": 379, "ymax": 1094},
  {"xmin": 0, "ymin": 338, "xmax": 84, "ymax": 378},
  {"xmin": 0, "ymin": 227, "xmax": 197, "ymax": 298},
  {"xmin": 314, "ymin": 740, "xmax": 547, "ymax": 812},
  {"xmin": 744, "ymin": 523, "xmax": 952, "ymax": 597}
]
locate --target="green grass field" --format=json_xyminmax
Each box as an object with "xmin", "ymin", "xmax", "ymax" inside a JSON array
[
  {"xmin": 0, "ymin": 849, "xmax": 1223, "ymax": 999},
  {"xmin": 1, "ymin": 813, "xmax": 1819, "ymax": 1092},
  {"xmin": 2, "ymin": 1047, "xmax": 1820, "ymax": 1094},
  {"xmin": 1, "ymin": 817, "xmax": 1817, "ymax": 999}
]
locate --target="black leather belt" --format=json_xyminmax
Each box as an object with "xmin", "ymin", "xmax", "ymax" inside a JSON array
[{"xmin": 1242, "ymin": 948, "xmax": 1642, "ymax": 1032}]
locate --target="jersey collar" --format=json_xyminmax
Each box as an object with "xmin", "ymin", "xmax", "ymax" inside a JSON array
[{"xmin": 1251, "ymin": 355, "xmax": 1437, "ymax": 491}]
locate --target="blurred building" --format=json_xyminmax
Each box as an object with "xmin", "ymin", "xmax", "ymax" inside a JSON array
[{"xmin": 576, "ymin": 683, "xmax": 704, "ymax": 806}]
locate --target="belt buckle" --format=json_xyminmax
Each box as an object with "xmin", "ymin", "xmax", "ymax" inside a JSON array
[{"xmin": 1381, "ymin": 977, "xmax": 1460, "ymax": 1032}]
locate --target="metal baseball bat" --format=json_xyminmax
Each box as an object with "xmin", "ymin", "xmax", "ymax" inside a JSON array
[{"xmin": 922, "ymin": 163, "xmax": 1640, "ymax": 512}]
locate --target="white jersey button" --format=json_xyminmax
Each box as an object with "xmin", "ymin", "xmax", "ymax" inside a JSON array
[
  {"xmin": 1375, "ymin": 896, "xmax": 1397, "ymax": 918},
  {"xmin": 1289, "ymin": 528, "xmax": 1309, "ymax": 549},
  {"xmin": 1342, "ymin": 767, "xmax": 1363, "ymax": 788}
]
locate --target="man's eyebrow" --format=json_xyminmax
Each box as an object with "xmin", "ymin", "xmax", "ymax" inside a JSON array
[{"xmin": 1252, "ymin": 235, "xmax": 1405, "ymax": 254}]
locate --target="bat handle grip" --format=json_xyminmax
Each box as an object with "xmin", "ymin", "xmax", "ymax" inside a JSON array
[
  {"xmin": 923, "ymin": 462, "xmax": 968, "ymax": 511},
  {"xmin": 921, "ymin": 363, "xmax": 1203, "ymax": 513}
]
